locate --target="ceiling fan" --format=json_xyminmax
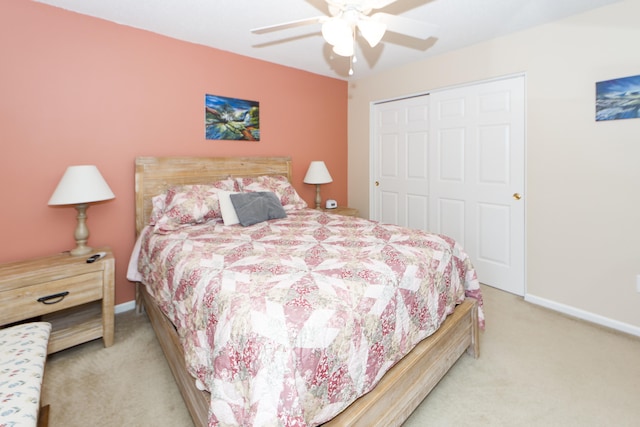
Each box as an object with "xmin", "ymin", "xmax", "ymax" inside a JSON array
[{"xmin": 251, "ymin": 0, "xmax": 437, "ymax": 75}]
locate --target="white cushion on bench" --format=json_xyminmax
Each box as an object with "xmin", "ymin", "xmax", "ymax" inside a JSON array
[{"xmin": 0, "ymin": 322, "xmax": 51, "ymax": 426}]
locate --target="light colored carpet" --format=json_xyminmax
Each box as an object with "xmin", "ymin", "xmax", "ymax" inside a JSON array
[{"xmin": 42, "ymin": 285, "xmax": 640, "ymax": 426}]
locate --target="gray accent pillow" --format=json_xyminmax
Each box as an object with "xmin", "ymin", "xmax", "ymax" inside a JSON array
[{"xmin": 230, "ymin": 191, "xmax": 287, "ymax": 226}]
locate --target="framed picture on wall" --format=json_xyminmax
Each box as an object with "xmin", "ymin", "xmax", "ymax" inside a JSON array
[
  {"xmin": 595, "ymin": 74, "xmax": 640, "ymax": 121},
  {"xmin": 205, "ymin": 94, "xmax": 260, "ymax": 140}
]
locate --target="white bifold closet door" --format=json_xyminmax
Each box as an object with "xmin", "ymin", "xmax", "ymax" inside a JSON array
[{"xmin": 371, "ymin": 76, "xmax": 525, "ymax": 295}]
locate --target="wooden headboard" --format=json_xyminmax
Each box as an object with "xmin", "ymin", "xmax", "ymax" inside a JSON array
[{"xmin": 135, "ymin": 156, "xmax": 293, "ymax": 235}]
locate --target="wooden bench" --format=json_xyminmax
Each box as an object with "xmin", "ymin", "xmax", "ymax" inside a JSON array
[{"xmin": 0, "ymin": 322, "xmax": 51, "ymax": 427}]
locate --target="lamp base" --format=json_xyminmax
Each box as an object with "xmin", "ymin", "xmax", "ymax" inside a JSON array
[
  {"xmin": 70, "ymin": 203, "xmax": 92, "ymax": 256},
  {"xmin": 314, "ymin": 184, "xmax": 322, "ymax": 209},
  {"xmin": 70, "ymin": 245, "xmax": 92, "ymax": 257}
]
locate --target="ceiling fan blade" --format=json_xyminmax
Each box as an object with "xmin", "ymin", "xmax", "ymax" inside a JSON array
[
  {"xmin": 369, "ymin": 0, "xmax": 401, "ymax": 10},
  {"xmin": 371, "ymin": 12, "xmax": 437, "ymax": 40},
  {"xmin": 329, "ymin": 4, "xmax": 344, "ymax": 16},
  {"xmin": 251, "ymin": 16, "xmax": 324, "ymax": 34}
]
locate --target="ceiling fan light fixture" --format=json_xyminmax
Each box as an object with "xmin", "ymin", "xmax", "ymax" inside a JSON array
[
  {"xmin": 251, "ymin": 0, "xmax": 437, "ymax": 77},
  {"xmin": 332, "ymin": 39, "xmax": 354, "ymax": 57},
  {"xmin": 357, "ymin": 19, "xmax": 387, "ymax": 47},
  {"xmin": 321, "ymin": 18, "xmax": 351, "ymax": 47}
]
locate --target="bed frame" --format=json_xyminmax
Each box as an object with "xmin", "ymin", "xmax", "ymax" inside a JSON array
[{"xmin": 134, "ymin": 156, "xmax": 479, "ymax": 427}]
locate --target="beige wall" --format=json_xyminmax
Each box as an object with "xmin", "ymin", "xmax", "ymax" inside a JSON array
[{"xmin": 348, "ymin": 0, "xmax": 640, "ymax": 332}]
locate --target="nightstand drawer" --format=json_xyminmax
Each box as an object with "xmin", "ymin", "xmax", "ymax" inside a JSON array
[{"xmin": 0, "ymin": 271, "xmax": 103, "ymax": 325}]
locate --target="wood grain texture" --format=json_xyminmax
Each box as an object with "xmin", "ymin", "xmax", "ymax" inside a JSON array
[
  {"xmin": 134, "ymin": 156, "xmax": 479, "ymax": 427},
  {"xmin": 0, "ymin": 248, "xmax": 115, "ymax": 354},
  {"xmin": 320, "ymin": 206, "xmax": 359, "ymax": 217},
  {"xmin": 135, "ymin": 156, "xmax": 292, "ymax": 235},
  {"xmin": 38, "ymin": 404, "xmax": 49, "ymax": 427}
]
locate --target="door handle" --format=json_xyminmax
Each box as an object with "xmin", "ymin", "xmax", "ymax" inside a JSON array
[
  {"xmin": 513, "ymin": 193, "xmax": 522, "ymax": 200},
  {"xmin": 375, "ymin": 181, "xmax": 380, "ymax": 187}
]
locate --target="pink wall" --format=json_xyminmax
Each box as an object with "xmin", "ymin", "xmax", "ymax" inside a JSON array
[{"xmin": 0, "ymin": 0, "xmax": 348, "ymax": 305}]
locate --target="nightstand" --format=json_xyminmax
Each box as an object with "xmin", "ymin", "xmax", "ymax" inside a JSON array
[
  {"xmin": 0, "ymin": 247, "xmax": 115, "ymax": 354},
  {"xmin": 321, "ymin": 206, "xmax": 359, "ymax": 217}
]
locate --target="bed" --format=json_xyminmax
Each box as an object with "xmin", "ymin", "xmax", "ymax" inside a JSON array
[{"xmin": 131, "ymin": 156, "xmax": 483, "ymax": 427}]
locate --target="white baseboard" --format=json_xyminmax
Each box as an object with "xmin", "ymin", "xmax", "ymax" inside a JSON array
[
  {"xmin": 525, "ymin": 293, "xmax": 640, "ymax": 338},
  {"xmin": 115, "ymin": 300, "xmax": 136, "ymax": 314}
]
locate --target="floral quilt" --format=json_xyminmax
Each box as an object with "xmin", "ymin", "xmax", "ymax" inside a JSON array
[{"xmin": 136, "ymin": 209, "xmax": 483, "ymax": 427}]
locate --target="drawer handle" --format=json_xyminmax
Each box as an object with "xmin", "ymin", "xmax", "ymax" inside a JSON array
[{"xmin": 37, "ymin": 291, "xmax": 70, "ymax": 305}]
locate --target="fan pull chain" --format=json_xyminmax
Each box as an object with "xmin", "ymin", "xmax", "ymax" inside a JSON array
[{"xmin": 348, "ymin": 33, "xmax": 356, "ymax": 76}]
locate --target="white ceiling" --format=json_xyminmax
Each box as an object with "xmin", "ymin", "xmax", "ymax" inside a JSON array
[{"xmin": 34, "ymin": 0, "xmax": 620, "ymax": 80}]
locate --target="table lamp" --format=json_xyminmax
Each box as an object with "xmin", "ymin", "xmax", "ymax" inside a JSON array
[
  {"xmin": 303, "ymin": 161, "xmax": 333, "ymax": 209},
  {"xmin": 48, "ymin": 165, "xmax": 115, "ymax": 256}
]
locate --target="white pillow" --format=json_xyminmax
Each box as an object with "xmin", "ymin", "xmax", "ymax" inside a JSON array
[{"xmin": 218, "ymin": 191, "xmax": 240, "ymax": 225}]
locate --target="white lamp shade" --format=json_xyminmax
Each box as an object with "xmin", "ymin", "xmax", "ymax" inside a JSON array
[
  {"xmin": 322, "ymin": 18, "xmax": 352, "ymax": 47},
  {"xmin": 332, "ymin": 40, "xmax": 354, "ymax": 57},
  {"xmin": 49, "ymin": 165, "xmax": 115, "ymax": 205},
  {"xmin": 304, "ymin": 161, "xmax": 333, "ymax": 185}
]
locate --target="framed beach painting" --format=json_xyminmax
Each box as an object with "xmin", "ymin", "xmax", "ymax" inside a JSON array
[
  {"xmin": 595, "ymin": 74, "xmax": 640, "ymax": 121},
  {"xmin": 205, "ymin": 94, "xmax": 260, "ymax": 140}
]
